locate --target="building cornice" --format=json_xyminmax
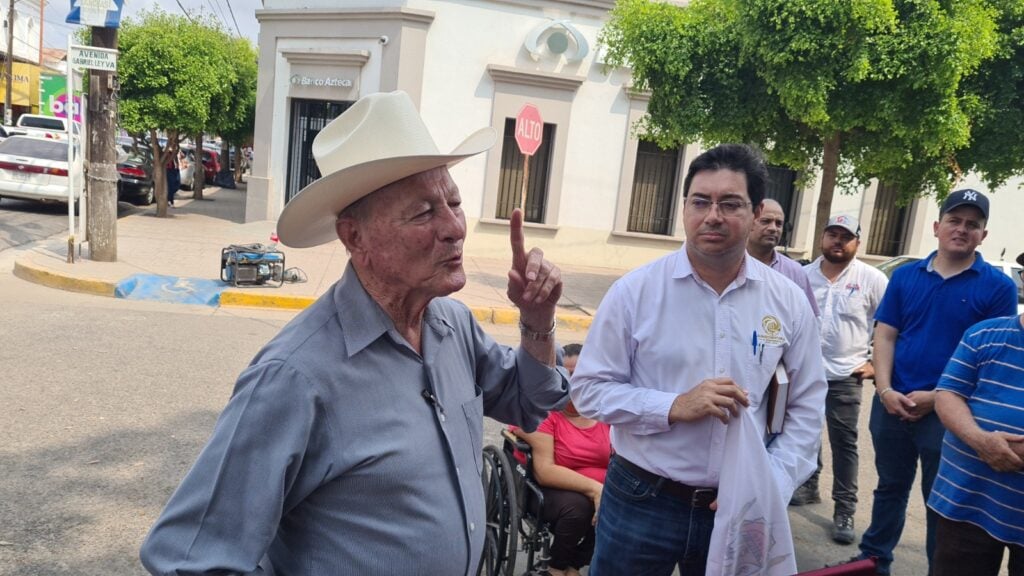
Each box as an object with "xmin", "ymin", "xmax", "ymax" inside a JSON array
[
  {"xmin": 281, "ymin": 50, "xmax": 371, "ymax": 67},
  {"xmin": 625, "ymin": 87, "xmax": 650, "ymax": 102},
  {"xmin": 486, "ymin": 0, "xmax": 614, "ymax": 14},
  {"xmin": 255, "ymin": 7, "xmax": 435, "ymax": 26},
  {"xmin": 487, "ymin": 64, "xmax": 584, "ymax": 92}
]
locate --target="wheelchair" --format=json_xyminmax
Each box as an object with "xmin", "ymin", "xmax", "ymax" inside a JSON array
[{"xmin": 478, "ymin": 429, "xmax": 554, "ymax": 576}]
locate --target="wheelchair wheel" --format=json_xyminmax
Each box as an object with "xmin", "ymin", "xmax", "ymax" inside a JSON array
[{"xmin": 478, "ymin": 444, "xmax": 519, "ymax": 576}]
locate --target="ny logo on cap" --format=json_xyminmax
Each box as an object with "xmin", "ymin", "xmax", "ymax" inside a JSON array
[{"xmin": 963, "ymin": 190, "xmax": 978, "ymax": 202}]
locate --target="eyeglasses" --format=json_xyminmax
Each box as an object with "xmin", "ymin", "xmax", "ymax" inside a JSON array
[{"xmin": 686, "ymin": 197, "xmax": 751, "ymax": 217}]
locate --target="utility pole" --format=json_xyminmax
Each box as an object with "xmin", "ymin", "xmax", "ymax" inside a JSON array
[
  {"xmin": 4, "ymin": 0, "xmax": 14, "ymax": 126},
  {"xmin": 87, "ymin": 27, "xmax": 117, "ymax": 261}
]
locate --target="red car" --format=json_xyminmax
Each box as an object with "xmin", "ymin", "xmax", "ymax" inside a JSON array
[{"xmin": 201, "ymin": 149, "xmax": 221, "ymax": 181}]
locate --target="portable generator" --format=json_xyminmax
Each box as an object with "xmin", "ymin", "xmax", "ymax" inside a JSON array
[{"xmin": 220, "ymin": 244, "xmax": 285, "ymax": 287}]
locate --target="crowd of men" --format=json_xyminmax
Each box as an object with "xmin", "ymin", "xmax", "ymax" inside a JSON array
[{"xmin": 139, "ymin": 91, "xmax": 1022, "ymax": 576}]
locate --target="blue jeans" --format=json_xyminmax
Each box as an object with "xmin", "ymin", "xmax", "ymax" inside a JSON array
[
  {"xmin": 590, "ymin": 457, "xmax": 716, "ymax": 576},
  {"xmin": 859, "ymin": 395, "xmax": 944, "ymax": 575}
]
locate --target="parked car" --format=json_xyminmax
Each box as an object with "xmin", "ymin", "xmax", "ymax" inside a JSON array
[
  {"xmin": 117, "ymin": 143, "xmax": 155, "ymax": 205},
  {"xmin": 202, "ymin": 149, "xmax": 221, "ymax": 181},
  {"xmin": 875, "ymin": 254, "xmax": 1024, "ymax": 312},
  {"xmin": 0, "ymin": 136, "xmax": 82, "ymax": 208},
  {"xmin": 179, "ymin": 148, "xmax": 196, "ymax": 190},
  {"xmin": 11, "ymin": 114, "xmax": 77, "ymax": 140},
  {"xmin": 178, "ymin": 146, "xmax": 220, "ymax": 185}
]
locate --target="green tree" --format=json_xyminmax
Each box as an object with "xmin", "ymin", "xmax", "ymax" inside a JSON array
[
  {"xmin": 602, "ymin": 0, "xmax": 1003, "ymax": 252},
  {"xmin": 956, "ymin": 0, "xmax": 1024, "ymax": 188},
  {"xmin": 117, "ymin": 9, "xmax": 235, "ymax": 215},
  {"xmin": 211, "ymin": 37, "xmax": 257, "ymax": 185}
]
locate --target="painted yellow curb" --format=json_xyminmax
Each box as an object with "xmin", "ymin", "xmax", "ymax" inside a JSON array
[
  {"xmin": 219, "ymin": 290, "xmax": 317, "ymax": 310},
  {"xmin": 13, "ymin": 260, "xmax": 117, "ymax": 297}
]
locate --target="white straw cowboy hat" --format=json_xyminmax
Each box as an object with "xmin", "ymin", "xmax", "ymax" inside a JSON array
[{"xmin": 276, "ymin": 90, "xmax": 496, "ymax": 248}]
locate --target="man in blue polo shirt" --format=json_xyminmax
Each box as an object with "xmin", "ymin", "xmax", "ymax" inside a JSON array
[{"xmin": 854, "ymin": 189, "xmax": 1017, "ymax": 575}]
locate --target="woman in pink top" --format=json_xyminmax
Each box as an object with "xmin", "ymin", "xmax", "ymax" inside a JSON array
[{"xmin": 516, "ymin": 344, "xmax": 612, "ymax": 576}]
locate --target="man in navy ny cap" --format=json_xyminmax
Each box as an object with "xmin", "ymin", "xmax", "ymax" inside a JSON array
[{"xmin": 846, "ymin": 188, "xmax": 1017, "ymax": 575}]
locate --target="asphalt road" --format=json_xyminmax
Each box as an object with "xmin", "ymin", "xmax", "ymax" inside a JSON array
[
  {"xmin": 0, "ymin": 199, "xmax": 142, "ymax": 253},
  {"xmin": 0, "ymin": 251, "xmax": 948, "ymax": 575}
]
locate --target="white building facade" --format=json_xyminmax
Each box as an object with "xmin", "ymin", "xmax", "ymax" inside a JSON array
[{"xmin": 249, "ymin": 0, "xmax": 1024, "ymax": 270}]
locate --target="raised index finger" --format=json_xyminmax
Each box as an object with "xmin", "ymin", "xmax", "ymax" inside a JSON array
[{"xmin": 510, "ymin": 208, "xmax": 527, "ymax": 272}]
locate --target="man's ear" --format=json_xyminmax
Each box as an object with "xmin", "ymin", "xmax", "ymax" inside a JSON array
[{"xmin": 336, "ymin": 217, "xmax": 365, "ymax": 260}]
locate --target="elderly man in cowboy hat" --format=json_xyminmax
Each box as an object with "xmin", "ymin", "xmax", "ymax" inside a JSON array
[{"xmin": 140, "ymin": 91, "xmax": 569, "ymax": 576}]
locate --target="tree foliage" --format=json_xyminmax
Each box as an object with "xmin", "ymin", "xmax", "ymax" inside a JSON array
[
  {"xmin": 602, "ymin": 0, "xmax": 1015, "ymax": 253},
  {"xmin": 956, "ymin": 0, "xmax": 1024, "ymax": 188},
  {"xmin": 118, "ymin": 9, "xmax": 255, "ymax": 214}
]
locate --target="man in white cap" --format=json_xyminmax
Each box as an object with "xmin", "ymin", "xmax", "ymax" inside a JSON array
[
  {"xmin": 140, "ymin": 91, "xmax": 569, "ymax": 576},
  {"xmin": 797, "ymin": 215, "xmax": 887, "ymax": 544}
]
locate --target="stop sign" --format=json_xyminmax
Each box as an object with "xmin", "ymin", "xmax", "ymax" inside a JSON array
[{"xmin": 514, "ymin": 104, "xmax": 543, "ymax": 156}]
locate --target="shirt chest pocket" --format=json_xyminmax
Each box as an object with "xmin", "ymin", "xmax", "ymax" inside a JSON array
[
  {"xmin": 745, "ymin": 343, "xmax": 785, "ymax": 408},
  {"xmin": 835, "ymin": 294, "xmax": 866, "ymax": 318},
  {"xmin": 461, "ymin": 388, "xmax": 485, "ymax": 474}
]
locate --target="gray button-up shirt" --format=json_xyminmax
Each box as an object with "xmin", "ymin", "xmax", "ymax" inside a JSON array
[{"xmin": 141, "ymin": 265, "xmax": 568, "ymax": 575}]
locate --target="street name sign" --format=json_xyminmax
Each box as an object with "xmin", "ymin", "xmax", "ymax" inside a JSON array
[
  {"xmin": 67, "ymin": 0, "xmax": 124, "ymax": 28},
  {"xmin": 515, "ymin": 104, "xmax": 543, "ymax": 156},
  {"xmin": 69, "ymin": 45, "xmax": 118, "ymax": 72}
]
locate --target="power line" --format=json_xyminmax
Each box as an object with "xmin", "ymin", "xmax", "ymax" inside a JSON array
[
  {"xmin": 223, "ymin": 0, "xmax": 241, "ymax": 38},
  {"xmin": 174, "ymin": 0, "xmax": 196, "ymax": 24},
  {"xmin": 204, "ymin": 0, "xmax": 227, "ymax": 30}
]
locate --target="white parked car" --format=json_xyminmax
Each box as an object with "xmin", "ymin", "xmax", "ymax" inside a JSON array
[
  {"xmin": 0, "ymin": 136, "xmax": 83, "ymax": 208},
  {"xmin": 10, "ymin": 114, "xmax": 78, "ymax": 140},
  {"xmin": 876, "ymin": 254, "xmax": 1024, "ymax": 313}
]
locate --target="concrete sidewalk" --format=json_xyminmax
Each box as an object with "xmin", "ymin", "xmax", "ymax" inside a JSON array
[{"xmin": 11, "ymin": 183, "xmax": 624, "ymax": 329}]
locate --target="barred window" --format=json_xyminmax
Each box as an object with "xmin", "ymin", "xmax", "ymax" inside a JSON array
[
  {"xmin": 495, "ymin": 118, "xmax": 555, "ymax": 223},
  {"xmin": 627, "ymin": 140, "xmax": 680, "ymax": 235},
  {"xmin": 866, "ymin": 181, "xmax": 910, "ymax": 257},
  {"xmin": 764, "ymin": 165, "xmax": 799, "ymax": 247}
]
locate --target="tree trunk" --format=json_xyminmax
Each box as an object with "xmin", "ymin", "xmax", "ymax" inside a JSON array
[
  {"xmin": 812, "ymin": 134, "xmax": 842, "ymax": 259},
  {"xmin": 233, "ymin": 141, "xmax": 245, "ymax": 183},
  {"xmin": 151, "ymin": 128, "xmax": 169, "ymax": 218},
  {"xmin": 193, "ymin": 132, "xmax": 205, "ymax": 201}
]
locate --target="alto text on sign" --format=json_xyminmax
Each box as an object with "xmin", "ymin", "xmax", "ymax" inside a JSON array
[{"xmin": 515, "ymin": 104, "xmax": 543, "ymax": 156}]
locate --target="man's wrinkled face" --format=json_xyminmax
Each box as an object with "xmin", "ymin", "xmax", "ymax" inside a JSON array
[
  {"xmin": 750, "ymin": 201, "xmax": 785, "ymax": 252},
  {"xmin": 934, "ymin": 206, "xmax": 987, "ymax": 258},
  {"xmin": 820, "ymin": 227, "xmax": 859, "ymax": 264},
  {"xmin": 352, "ymin": 167, "xmax": 468, "ymax": 298},
  {"xmin": 683, "ymin": 169, "xmax": 755, "ymax": 262}
]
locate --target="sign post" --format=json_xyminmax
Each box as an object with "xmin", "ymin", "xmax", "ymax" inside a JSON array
[
  {"xmin": 514, "ymin": 104, "xmax": 543, "ymax": 216},
  {"xmin": 66, "ymin": 0, "xmax": 123, "ymax": 263}
]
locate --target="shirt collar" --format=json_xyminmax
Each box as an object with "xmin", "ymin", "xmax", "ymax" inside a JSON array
[
  {"xmin": 921, "ymin": 250, "xmax": 987, "ymax": 274},
  {"xmin": 333, "ymin": 263, "xmax": 454, "ymax": 357},
  {"xmin": 673, "ymin": 245, "xmax": 764, "ymax": 284}
]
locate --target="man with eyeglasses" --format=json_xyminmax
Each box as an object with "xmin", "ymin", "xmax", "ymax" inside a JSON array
[
  {"xmin": 747, "ymin": 197, "xmax": 820, "ymax": 318},
  {"xmin": 571, "ymin": 143, "xmax": 827, "ymax": 575}
]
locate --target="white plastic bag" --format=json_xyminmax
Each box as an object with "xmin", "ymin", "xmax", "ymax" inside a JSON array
[{"xmin": 705, "ymin": 409, "xmax": 797, "ymax": 576}]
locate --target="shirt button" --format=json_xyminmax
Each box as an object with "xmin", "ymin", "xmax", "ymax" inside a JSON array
[
  {"xmin": 470, "ymin": 522, "xmax": 475, "ymax": 531},
  {"xmin": 718, "ymin": 333, "xmax": 725, "ymax": 339},
  {"xmin": 440, "ymin": 414, "xmax": 446, "ymax": 422},
  {"xmin": 456, "ymin": 467, "xmax": 461, "ymax": 477},
  {"xmin": 718, "ymin": 368, "xmax": 725, "ymax": 374}
]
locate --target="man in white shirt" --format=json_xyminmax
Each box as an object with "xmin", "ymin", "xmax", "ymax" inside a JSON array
[
  {"xmin": 800, "ymin": 215, "xmax": 888, "ymax": 544},
  {"xmin": 570, "ymin": 143, "xmax": 827, "ymax": 576}
]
